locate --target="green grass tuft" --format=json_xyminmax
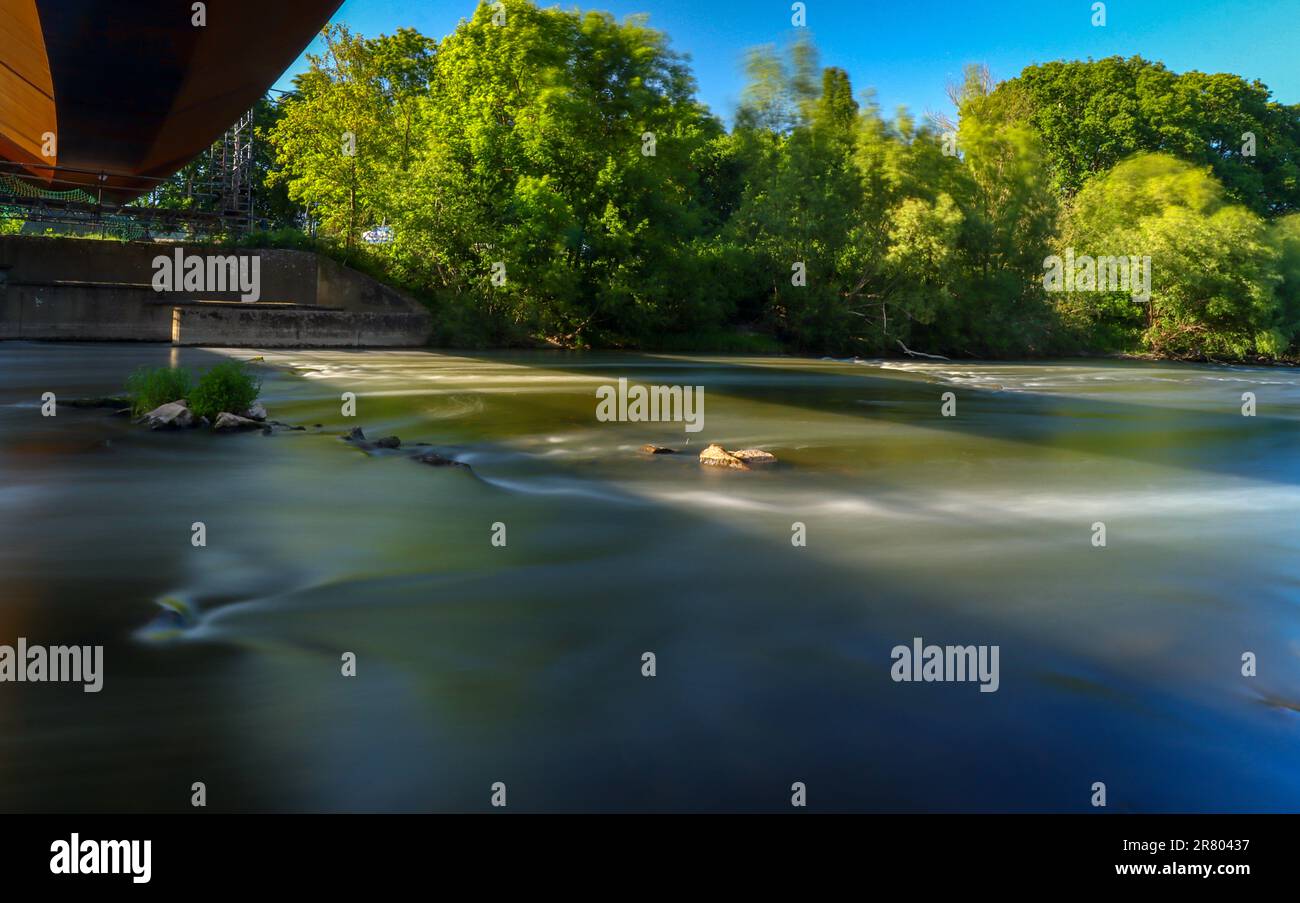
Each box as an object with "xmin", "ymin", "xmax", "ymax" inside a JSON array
[
  {"xmin": 124, "ymin": 366, "xmax": 193, "ymax": 416},
  {"xmin": 187, "ymin": 361, "xmax": 262, "ymax": 420}
]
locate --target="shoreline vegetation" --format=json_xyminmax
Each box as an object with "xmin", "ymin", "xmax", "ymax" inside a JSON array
[{"xmin": 29, "ymin": 0, "xmax": 1300, "ymax": 364}]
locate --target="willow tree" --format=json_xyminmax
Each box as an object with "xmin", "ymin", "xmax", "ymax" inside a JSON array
[{"xmin": 1062, "ymin": 153, "xmax": 1288, "ymax": 358}]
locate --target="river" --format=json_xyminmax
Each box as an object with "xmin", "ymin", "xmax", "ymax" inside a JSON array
[{"xmin": 1, "ymin": 342, "xmax": 1297, "ymax": 812}]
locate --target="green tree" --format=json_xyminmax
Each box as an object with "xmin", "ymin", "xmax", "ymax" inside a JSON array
[
  {"xmin": 1062, "ymin": 153, "xmax": 1288, "ymax": 359},
  {"xmin": 991, "ymin": 57, "xmax": 1300, "ymax": 214},
  {"xmin": 727, "ymin": 41, "xmax": 870, "ymax": 352},
  {"xmin": 267, "ymin": 25, "xmax": 436, "ymax": 254},
  {"xmin": 388, "ymin": 0, "xmax": 726, "ymax": 345}
]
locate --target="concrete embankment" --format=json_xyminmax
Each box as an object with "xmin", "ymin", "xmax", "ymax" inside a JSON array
[{"xmin": 0, "ymin": 235, "xmax": 432, "ymax": 347}]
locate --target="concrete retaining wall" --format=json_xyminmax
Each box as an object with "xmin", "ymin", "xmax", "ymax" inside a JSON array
[
  {"xmin": 0, "ymin": 284, "xmax": 173, "ymax": 341},
  {"xmin": 172, "ymin": 306, "xmax": 433, "ymax": 348},
  {"xmin": 0, "ymin": 235, "xmax": 433, "ymax": 346}
]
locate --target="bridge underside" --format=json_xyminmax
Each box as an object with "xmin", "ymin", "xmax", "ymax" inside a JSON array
[{"xmin": 0, "ymin": 0, "xmax": 342, "ymax": 202}]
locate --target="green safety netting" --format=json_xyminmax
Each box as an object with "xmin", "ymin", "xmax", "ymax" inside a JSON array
[{"xmin": 0, "ymin": 171, "xmax": 97, "ymax": 204}]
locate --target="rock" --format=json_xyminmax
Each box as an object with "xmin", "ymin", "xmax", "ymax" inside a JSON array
[
  {"xmin": 411, "ymin": 449, "xmax": 470, "ymax": 469},
  {"xmin": 343, "ymin": 428, "xmax": 401, "ymax": 453},
  {"xmin": 699, "ymin": 443, "xmax": 748, "ymax": 470},
  {"xmin": 699, "ymin": 443, "xmax": 778, "ymax": 470},
  {"xmin": 67, "ymin": 396, "xmax": 130, "ymax": 409},
  {"xmin": 244, "ymin": 402, "xmax": 268, "ymax": 421},
  {"xmin": 268, "ymin": 421, "xmax": 306, "ymax": 431},
  {"xmin": 640, "ymin": 445, "xmax": 677, "ymax": 455},
  {"xmin": 212, "ymin": 412, "xmax": 262, "ymax": 432},
  {"xmin": 137, "ymin": 401, "xmax": 196, "ymax": 430}
]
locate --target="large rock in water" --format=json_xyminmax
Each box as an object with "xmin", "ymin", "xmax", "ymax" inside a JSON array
[
  {"xmin": 699, "ymin": 443, "xmax": 777, "ymax": 471},
  {"xmin": 137, "ymin": 401, "xmax": 196, "ymax": 430},
  {"xmin": 244, "ymin": 402, "xmax": 268, "ymax": 422},
  {"xmin": 213, "ymin": 412, "xmax": 262, "ymax": 432}
]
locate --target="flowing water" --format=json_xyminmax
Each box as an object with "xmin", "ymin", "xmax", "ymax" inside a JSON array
[{"xmin": 1, "ymin": 342, "xmax": 1298, "ymax": 812}]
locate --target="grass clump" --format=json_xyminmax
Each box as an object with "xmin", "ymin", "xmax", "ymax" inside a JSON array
[
  {"xmin": 187, "ymin": 361, "xmax": 262, "ymax": 420},
  {"xmin": 125, "ymin": 366, "xmax": 193, "ymax": 416}
]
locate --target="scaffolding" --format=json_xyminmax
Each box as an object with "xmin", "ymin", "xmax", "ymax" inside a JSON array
[
  {"xmin": 0, "ymin": 107, "xmax": 258, "ymax": 240},
  {"xmin": 206, "ymin": 107, "xmax": 255, "ymax": 233}
]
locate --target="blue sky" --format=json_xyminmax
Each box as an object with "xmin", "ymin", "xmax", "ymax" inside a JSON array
[{"xmin": 276, "ymin": 0, "xmax": 1300, "ymax": 122}]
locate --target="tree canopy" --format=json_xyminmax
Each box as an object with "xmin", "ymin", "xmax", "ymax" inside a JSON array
[{"xmin": 253, "ymin": 1, "xmax": 1300, "ymax": 362}]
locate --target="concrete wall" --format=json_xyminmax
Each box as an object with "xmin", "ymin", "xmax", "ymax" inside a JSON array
[
  {"xmin": 172, "ymin": 306, "xmax": 432, "ymax": 348},
  {"xmin": 0, "ymin": 235, "xmax": 432, "ymax": 346},
  {"xmin": 0, "ymin": 284, "xmax": 173, "ymax": 341}
]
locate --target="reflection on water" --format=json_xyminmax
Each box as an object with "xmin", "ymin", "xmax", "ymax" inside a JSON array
[{"xmin": 1, "ymin": 342, "xmax": 1298, "ymax": 812}]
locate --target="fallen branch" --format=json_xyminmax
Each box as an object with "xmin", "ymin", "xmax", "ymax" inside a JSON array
[{"xmin": 897, "ymin": 340, "xmax": 950, "ymax": 361}]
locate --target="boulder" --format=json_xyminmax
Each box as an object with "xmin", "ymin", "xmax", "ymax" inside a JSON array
[
  {"xmin": 244, "ymin": 402, "xmax": 268, "ymax": 422},
  {"xmin": 213, "ymin": 412, "xmax": 262, "ymax": 432},
  {"xmin": 344, "ymin": 427, "xmax": 366, "ymax": 441},
  {"xmin": 699, "ymin": 443, "xmax": 748, "ymax": 470},
  {"xmin": 699, "ymin": 443, "xmax": 778, "ymax": 470},
  {"xmin": 137, "ymin": 401, "xmax": 196, "ymax": 430},
  {"xmin": 640, "ymin": 445, "xmax": 677, "ymax": 455}
]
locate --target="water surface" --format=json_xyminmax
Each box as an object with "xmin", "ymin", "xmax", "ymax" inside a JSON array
[{"xmin": 1, "ymin": 343, "xmax": 1297, "ymax": 811}]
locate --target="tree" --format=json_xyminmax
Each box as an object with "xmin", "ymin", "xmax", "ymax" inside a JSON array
[
  {"xmin": 266, "ymin": 25, "xmax": 436, "ymax": 254},
  {"xmin": 727, "ymin": 41, "xmax": 869, "ymax": 352},
  {"xmin": 1062, "ymin": 153, "xmax": 1289, "ymax": 359},
  {"xmin": 991, "ymin": 57, "xmax": 1300, "ymax": 215},
  {"xmin": 387, "ymin": 0, "xmax": 726, "ymax": 345}
]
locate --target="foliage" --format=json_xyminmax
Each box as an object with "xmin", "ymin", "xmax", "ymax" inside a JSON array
[
  {"xmin": 1060, "ymin": 154, "xmax": 1291, "ymax": 359},
  {"xmin": 124, "ymin": 366, "xmax": 193, "ymax": 416},
  {"xmin": 989, "ymin": 57, "xmax": 1300, "ymax": 215},
  {"xmin": 252, "ymin": 2, "xmax": 1300, "ymax": 361},
  {"xmin": 266, "ymin": 25, "xmax": 436, "ymax": 253},
  {"xmin": 187, "ymin": 362, "xmax": 262, "ymax": 420}
]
